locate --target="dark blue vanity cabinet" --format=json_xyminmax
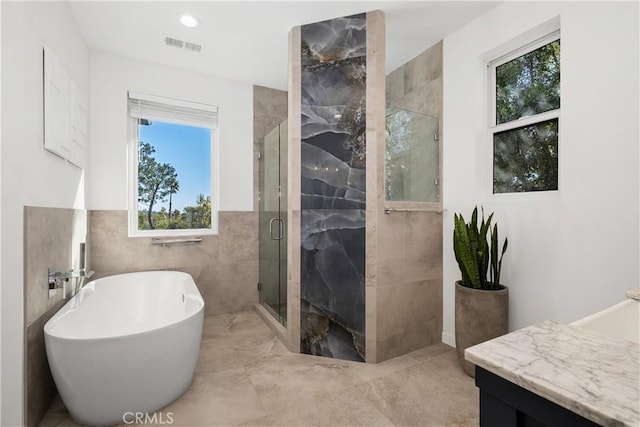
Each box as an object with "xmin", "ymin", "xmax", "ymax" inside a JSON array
[{"xmin": 476, "ymin": 367, "xmax": 601, "ymax": 427}]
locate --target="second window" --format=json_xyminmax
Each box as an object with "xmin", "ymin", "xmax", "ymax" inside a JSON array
[{"xmin": 489, "ymin": 33, "xmax": 560, "ymax": 194}]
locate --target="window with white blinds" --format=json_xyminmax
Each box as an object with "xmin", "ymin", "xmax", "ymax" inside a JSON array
[
  {"xmin": 128, "ymin": 92, "xmax": 218, "ymax": 128},
  {"xmin": 127, "ymin": 92, "xmax": 218, "ymax": 236}
]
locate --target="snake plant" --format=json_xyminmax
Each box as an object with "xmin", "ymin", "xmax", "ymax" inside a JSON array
[{"xmin": 453, "ymin": 207, "xmax": 508, "ymax": 290}]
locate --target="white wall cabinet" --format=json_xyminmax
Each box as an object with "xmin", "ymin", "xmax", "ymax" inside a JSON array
[{"xmin": 44, "ymin": 46, "xmax": 87, "ymax": 168}]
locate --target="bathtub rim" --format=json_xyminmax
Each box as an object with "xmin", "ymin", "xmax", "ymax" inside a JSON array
[{"xmin": 44, "ymin": 270, "xmax": 204, "ymax": 342}]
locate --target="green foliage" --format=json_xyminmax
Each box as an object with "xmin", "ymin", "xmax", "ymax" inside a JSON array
[
  {"xmin": 182, "ymin": 194, "xmax": 212, "ymax": 229},
  {"xmin": 138, "ymin": 141, "xmax": 178, "ymax": 229},
  {"xmin": 138, "ymin": 194, "xmax": 211, "ymax": 231},
  {"xmin": 490, "ymin": 223, "xmax": 508, "ymax": 287},
  {"xmin": 494, "ymin": 39, "xmax": 560, "ymax": 194},
  {"xmin": 493, "ymin": 119, "xmax": 558, "ymax": 193},
  {"xmin": 496, "ymin": 39, "xmax": 560, "ymax": 124},
  {"xmin": 167, "ymin": 178, "xmax": 179, "ymax": 219},
  {"xmin": 138, "ymin": 141, "xmax": 211, "ymax": 231},
  {"xmin": 453, "ymin": 207, "xmax": 508, "ymax": 290}
]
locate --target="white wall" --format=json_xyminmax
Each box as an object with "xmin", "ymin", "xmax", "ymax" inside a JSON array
[
  {"xmin": 89, "ymin": 52, "xmax": 254, "ymax": 212},
  {"xmin": 442, "ymin": 1, "xmax": 639, "ymax": 345},
  {"xmin": 1, "ymin": 2, "xmax": 89, "ymax": 424},
  {"xmin": 0, "ymin": 2, "xmax": 3, "ymax": 422}
]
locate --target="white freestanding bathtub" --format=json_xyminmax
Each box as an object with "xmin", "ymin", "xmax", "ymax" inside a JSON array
[
  {"xmin": 44, "ymin": 271, "xmax": 204, "ymax": 426},
  {"xmin": 571, "ymin": 290, "xmax": 640, "ymax": 343}
]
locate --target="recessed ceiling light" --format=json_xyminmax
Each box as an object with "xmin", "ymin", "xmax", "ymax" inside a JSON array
[{"xmin": 179, "ymin": 14, "xmax": 199, "ymax": 29}]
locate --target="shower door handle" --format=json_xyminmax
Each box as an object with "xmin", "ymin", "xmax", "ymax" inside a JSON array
[
  {"xmin": 276, "ymin": 218, "xmax": 284, "ymax": 240},
  {"xmin": 269, "ymin": 218, "xmax": 284, "ymax": 240}
]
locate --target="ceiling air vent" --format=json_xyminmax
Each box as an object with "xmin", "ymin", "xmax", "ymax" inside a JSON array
[
  {"xmin": 164, "ymin": 37, "xmax": 184, "ymax": 49},
  {"xmin": 184, "ymin": 42, "xmax": 202, "ymax": 54},
  {"xmin": 164, "ymin": 36, "xmax": 204, "ymax": 55}
]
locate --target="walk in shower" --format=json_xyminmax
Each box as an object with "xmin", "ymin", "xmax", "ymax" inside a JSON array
[
  {"xmin": 252, "ymin": 12, "xmax": 444, "ymax": 363},
  {"xmin": 258, "ymin": 119, "xmax": 288, "ymax": 325}
]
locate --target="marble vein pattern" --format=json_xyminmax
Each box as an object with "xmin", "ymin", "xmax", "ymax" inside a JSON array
[
  {"xmin": 301, "ymin": 14, "xmax": 367, "ymax": 210},
  {"xmin": 301, "ymin": 209, "xmax": 366, "ymax": 361},
  {"xmin": 300, "ymin": 13, "xmax": 367, "ymax": 362},
  {"xmin": 465, "ymin": 320, "xmax": 640, "ymax": 427}
]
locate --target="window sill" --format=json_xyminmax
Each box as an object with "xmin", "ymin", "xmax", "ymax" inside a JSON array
[
  {"xmin": 487, "ymin": 189, "xmax": 560, "ymax": 203},
  {"xmin": 128, "ymin": 228, "xmax": 218, "ymax": 238}
]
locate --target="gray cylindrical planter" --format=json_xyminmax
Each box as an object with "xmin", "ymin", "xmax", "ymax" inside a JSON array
[{"xmin": 455, "ymin": 281, "xmax": 509, "ymax": 377}]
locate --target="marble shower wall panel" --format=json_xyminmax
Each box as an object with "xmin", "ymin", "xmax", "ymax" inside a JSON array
[
  {"xmin": 300, "ymin": 13, "xmax": 367, "ymax": 362},
  {"xmin": 300, "ymin": 209, "xmax": 366, "ymax": 360},
  {"xmin": 301, "ymin": 14, "xmax": 367, "ymax": 210}
]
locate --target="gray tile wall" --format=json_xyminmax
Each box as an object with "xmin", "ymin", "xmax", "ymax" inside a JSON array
[
  {"xmin": 24, "ymin": 207, "xmax": 87, "ymax": 325},
  {"xmin": 287, "ymin": 26, "xmax": 303, "ymax": 353},
  {"xmin": 363, "ymin": 10, "xmax": 387, "ymax": 363},
  {"xmin": 23, "ymin": 206, "xmax": 88, "ymax": 427},
  {"xmin": 89, "ymin": 210, "xmax": 258, "ymax": 316},
  {"xmin": 374, "ymin": 41, "xmax": 444, "ymax": 362},
  {"xmin": 254, "ymin": 85, "xmax": 288, "ymax": 180},
  {"xmin": 87, "ymin": 86, "xmax": 288, "ymax": 319},
  {"xmin": 375, "ymin": 210, "xmax": 443, "ymax": 361},
  {"xmin": 386, "ymin": 41, "xmax": 443, "ymax": 119}
]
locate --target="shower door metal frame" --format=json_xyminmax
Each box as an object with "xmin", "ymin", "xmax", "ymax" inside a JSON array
[{"xmin": 258, "ymin": 121, "xmax": 287, "ymax": 326}]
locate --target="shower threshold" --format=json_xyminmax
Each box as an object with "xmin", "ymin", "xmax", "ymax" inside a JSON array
[{"xmin": 254, "ymin": 303, "xmax": 289, "ymax": 349}]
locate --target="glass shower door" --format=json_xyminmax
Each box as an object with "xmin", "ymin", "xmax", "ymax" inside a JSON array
[
  {"xmin": 385, "ymin": 107, "xmax": 439, "ymax": 202},
  {"xmin": 258, "ymin": 120, "xmax": 287, "ymax": 325}
]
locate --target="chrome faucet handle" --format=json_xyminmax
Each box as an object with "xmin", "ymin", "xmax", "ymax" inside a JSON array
[
  {"xmin": 48, "ymin": 268, "xmax": 58, "ymax": 285},
  {"xmin": 47, "ymin": 269, "xmax": 74, "ymax": 281},
  {"xmin": 48, "ymin": 268, "xmax": 95, "ymax": 299},
  {"xmin": 48, "ymin": 268, "xmax": 68, "ymax": 299}
]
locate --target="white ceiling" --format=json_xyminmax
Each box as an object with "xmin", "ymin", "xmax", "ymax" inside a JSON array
[{"xmin": 69, "ymin": 1, "xmax": 499, "ymax": 90}]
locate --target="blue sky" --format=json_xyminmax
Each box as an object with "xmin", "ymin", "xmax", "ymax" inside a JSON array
[{"xmin": 139, "ymin": 121, "xmax": 211, "ymax": 212}]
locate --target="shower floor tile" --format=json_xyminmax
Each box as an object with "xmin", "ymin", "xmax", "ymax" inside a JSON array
[{"xmin": 39, "ymin": 310, "xmax": 478, "ymax": 427}]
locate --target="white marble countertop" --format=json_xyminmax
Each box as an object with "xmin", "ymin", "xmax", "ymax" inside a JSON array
[{"xmin": 465, "ymin": 320, "xmax": 640, "ymax": 427}]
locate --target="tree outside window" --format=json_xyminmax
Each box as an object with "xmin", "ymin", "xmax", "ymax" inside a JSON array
[
  {"xmin": 136, "ymin": 121, "xmax": 212, "ymax": 231},
  {"xmin": 491, "ymin": 36, "xmax": 560, "ymax": 194}
]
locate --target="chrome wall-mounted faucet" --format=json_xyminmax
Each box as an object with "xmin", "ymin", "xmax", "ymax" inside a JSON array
[{"xmin": 48, "ymin": 268, "xmax": 95, "ymax": 299}]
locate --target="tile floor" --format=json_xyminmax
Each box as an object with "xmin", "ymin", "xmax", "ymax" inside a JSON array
[{"xmin": 40, "ymin": 310, "xmax": 479, "ymax": 427}]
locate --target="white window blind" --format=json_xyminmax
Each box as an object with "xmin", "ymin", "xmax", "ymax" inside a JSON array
[{"xmin": 128, "ymin": 92, "xmax": 218, "ymax": 128}]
